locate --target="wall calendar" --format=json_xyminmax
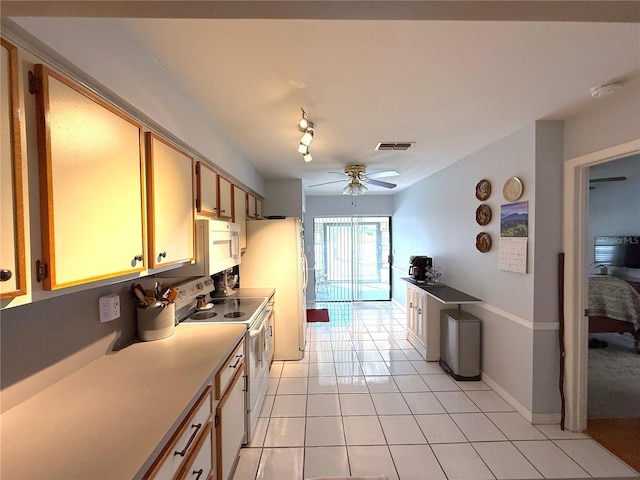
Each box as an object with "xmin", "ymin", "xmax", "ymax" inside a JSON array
[{"xmin": 498, "ymin": 237, "xmax": 528, "ymax": 273}]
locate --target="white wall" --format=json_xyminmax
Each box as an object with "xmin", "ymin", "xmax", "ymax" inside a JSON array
[
  {"xmin": 392, "ymin": 121, "xmax": 564, "ymax": 420},
  {"xmin": 264, "ymin": 179, "xmax": 305, "ymax": 218},
  {"xmin": 564, "ymin": 81, "xmax": 640, "ymax": 161},
  {"xmin": 303, "ymin": 195, "xmax": 394, "ymax": 303}
]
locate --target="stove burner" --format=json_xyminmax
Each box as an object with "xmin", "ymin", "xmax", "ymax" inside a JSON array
[
  {"xmin": 190, "ymin": 311, "xmax": 218, "ymax": 320},
  {"xmin": 224, "ymin": 311, "xmax": 246, "ymax": 318}
]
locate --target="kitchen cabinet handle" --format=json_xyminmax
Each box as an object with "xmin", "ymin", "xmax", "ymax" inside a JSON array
[
  {"xmin": 173, "ymin": 423, "xmax": 202, "ymax": 457},
  {"xmin": 191, "ymin": 469, "xmax": 204, "ymax": 480},
  {"xmin": 159, "ymin": 251, "xmax": 167, "ymax": 259},
  {"xmin": 0, "ymin": 269, "xmax": 12, "ymax": 282},
  {"xmin": 229, "ymin": 354, "xmax": 243, "ymax": 369},
  {"xmin": 133, "ymin": 255, "xmax": 143, "ymax": 263}
]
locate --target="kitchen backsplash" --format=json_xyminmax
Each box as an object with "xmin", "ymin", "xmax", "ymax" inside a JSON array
[{"xmin": 0, "ymin": 281, "xmax": 138, "ymax": 413}]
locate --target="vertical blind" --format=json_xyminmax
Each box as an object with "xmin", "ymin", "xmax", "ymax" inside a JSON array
[{"xmin": 313, "ymin": 216, "xmax": 391, "ymax": 301}]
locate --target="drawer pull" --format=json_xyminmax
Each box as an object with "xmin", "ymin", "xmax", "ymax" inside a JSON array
[
  {"xmin": 174, "ymin": 423, "xmax": 202, "ymax": 457},
  {"xmin": 192, "ymin": 469, "xmax": 204, "ymax": 480},
  {"xmin": 229, "ymin": 355, "xmax": 243, "ymax": 369}
]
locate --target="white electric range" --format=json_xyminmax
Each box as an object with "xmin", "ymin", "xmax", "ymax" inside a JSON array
[{"xmin": 170, "ymin": 276, "xmax": 274, "ymax": 444}]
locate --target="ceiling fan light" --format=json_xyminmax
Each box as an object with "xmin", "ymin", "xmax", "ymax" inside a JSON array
[
  {"xmin": 303, "ymin": 152, "xmax": 312, "ymax": 162},
  {"xmin": 300, "ymin": 129, "xmax": 314, "ymax": 146},
  {"xmin": 298, "ymin": 143, "xmax": 309, "ymax": 154}
]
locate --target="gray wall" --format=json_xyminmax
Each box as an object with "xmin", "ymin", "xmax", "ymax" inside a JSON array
[
  {"xmin": 392, "ymin": 121, "xmax": 564, "ymax": 420},
  {"xmin": 303, "ymin": 195, "xmax": 394, "ymax": 303}
]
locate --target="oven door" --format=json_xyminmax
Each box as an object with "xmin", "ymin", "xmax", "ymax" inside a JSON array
[{"xmin": 247, "ymin": 303, "xmax": 272, "ymax": 442}]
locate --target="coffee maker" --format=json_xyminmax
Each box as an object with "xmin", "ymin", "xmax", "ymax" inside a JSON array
[
  {"xmin": 212, "ymin": 266, "xmax": 239, "ymax": 297},
  {"xmin": 409, "ymin": 255, "xmax": 432, "ymax": 283}
]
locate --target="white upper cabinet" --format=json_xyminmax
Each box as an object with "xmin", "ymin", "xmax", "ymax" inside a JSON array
[
  {"xmin": 146, "ymin": 132, "xmax": 195, "ymax": 268},
  {"xmin": 0, "ymin": 39, "xmax": 27, "ymax": 299},
  {"xmin": 256, "ymin": 198, "xmax": 263, "ymax": 219},
  {"xmin": 32, "ymin": 64, "xmax": 146, "ymax": 290},
  {"xmin": 247, "ymin": 192, "xmax": 257, "ymax": 219},
  {"xmin": 217, "ymin": 175, "xmax": 233, "ymax": 220},
  {"xmin": 196, "ymin": 161, "xmax": 218, "ymax": 217},
  {"xmin": 233, "ymin": 185, "xmax": 247, "ymax": 250}
]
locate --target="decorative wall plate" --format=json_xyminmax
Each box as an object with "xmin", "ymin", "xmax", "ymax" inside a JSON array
[
  {"xmin": 475, "ymin": 204, "xmax": 492, "ymax": 226},
  {"xmin": 476, "ymin": 232, "xmax": 492, "ymax": 252},
  {"xmin": 503, "ymin": 176, "xmax": 523, "ymax": 202},
  {"xmin": 475, "ymin": 179, "xmax": 491, "ymax": 201}
]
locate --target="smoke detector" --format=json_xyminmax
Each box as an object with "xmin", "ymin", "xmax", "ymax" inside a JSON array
[{"xmin": 590, "ymin": 81, "xmax": 623, "ymax": 98}]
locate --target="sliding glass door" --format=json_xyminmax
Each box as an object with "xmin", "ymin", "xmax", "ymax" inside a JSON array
[{"xmin": 313, "ymin": 216, "xmax": 391, "ymax": 301}]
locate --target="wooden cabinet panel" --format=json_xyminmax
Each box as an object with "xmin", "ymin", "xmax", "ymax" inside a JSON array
[
  {"xmin": 232, "ymin": 185, "xmax": 246, "ymax": 250},
  {"xmin": 246, "ymin": 193, "xmax": 256, "ymax": 219},
  {"xmin": 196, "ymin": 161, "xmax": 218, "ymax": 217},
  {"xmin": 217, "ymin": 176, "xmax": 232, "ymax": 220},
  {"xmin": 33, "ymin": 64, "xmax": 145, "ymax": 290},
  {"xmin": 406, "ymin": 284, "xmax": 426, "ymax": 355},
  {"xmin": 216, "ymin": 363, "xmax": 245, "ymax": 480},
  {"xmin": 0, "ymin": 39, "xmax": 27, "ymax": 299},
  {"xmin": 146, "ymin": 132, "xmax": 195, "ymax": 268},
  {"xmin": 256, "ymin": 198, "xmax": 263, "ymax": 219}
]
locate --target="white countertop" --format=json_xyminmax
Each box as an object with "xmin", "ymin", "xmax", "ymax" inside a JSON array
[{"xmin": 0, "ymin": 323, "xmax": 246, "ymax": 480}]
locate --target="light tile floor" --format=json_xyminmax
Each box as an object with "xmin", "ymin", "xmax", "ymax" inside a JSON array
[{"xmin": 232, "ymin": 302, "xmax": 639, "ymax": 480}]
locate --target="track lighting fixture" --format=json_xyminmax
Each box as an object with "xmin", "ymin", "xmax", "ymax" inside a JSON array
[{"xmin": 297, "ymin": 107, "xmax": 315, "ymax": 162}]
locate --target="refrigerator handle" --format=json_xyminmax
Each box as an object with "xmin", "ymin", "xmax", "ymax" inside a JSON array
[{"xmin": 301, "ymin": 252, "xmax": 309, "ymax": 291}]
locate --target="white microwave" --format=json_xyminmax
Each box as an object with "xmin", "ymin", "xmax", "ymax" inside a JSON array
[{"xmin": 171, "ymin": 220, "xmax": 241, "ymax": 276}]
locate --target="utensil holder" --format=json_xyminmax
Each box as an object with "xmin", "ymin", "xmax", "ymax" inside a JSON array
[{"xmin": 137, "ymin": 303, "xmax": 175, "ymax": 341}]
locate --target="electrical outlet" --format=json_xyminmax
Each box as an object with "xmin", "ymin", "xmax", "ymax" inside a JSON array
[{"xmin": 99, "ymin": 294, "xmax": 120, "ymax": 323}]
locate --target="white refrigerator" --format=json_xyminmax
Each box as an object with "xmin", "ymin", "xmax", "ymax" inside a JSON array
[{"xmin": 240, "ymin": 218, "xmax": 308, "ymax": 360}]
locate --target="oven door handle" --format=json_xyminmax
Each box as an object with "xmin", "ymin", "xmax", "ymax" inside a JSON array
[{"xmin": 249, "ymin": 307, "xmax": 271, "ymax": 338}]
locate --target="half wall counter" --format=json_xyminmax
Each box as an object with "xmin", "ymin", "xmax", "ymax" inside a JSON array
[{"xmin": 403, "ymin": 278, "xmax": 482, "ymax": 361}]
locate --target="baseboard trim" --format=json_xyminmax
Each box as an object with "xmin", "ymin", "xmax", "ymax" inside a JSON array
[{"xmin": 481, "ymin": 372, "xmax": 560, "ymax": 425}]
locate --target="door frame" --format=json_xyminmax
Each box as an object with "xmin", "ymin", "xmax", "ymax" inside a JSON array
[{"xmin": 563, "ymin": 138, "xmax": 640, "ymax": 432}]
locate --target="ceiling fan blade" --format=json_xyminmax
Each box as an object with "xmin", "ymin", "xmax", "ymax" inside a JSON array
[
  {"xmin": 367, "ymin": 170, "xmax": 400, "ymax": 179},
  {"xmin": 589, "ymin": 176, "xmax": 627, "ymax": 183},
  {"xmin": 308, "ymin": 179, "xmax": 347, "ymax": 188},
  {"xmin": 367, "ymin": 179, "xmax": 397, "ymax": 189}
]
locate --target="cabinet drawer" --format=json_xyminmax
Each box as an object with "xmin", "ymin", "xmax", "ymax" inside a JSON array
[
  {"xmin": 215, "ymin": 339, "xmax": 244, "ymax": 400},
  {"xmin": 146, "ymin": 387, "xmax": 212, "ymax": 480},
  {"xmin": 177, "ymin": 422, "xmax": 213, "ymax": 480}
]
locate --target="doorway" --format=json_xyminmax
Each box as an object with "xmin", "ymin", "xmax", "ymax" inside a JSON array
[
  {"xmin": 563, "ymin": 138, "xmax": 640, "ymax": 432},
  {"xmin": 313, "ymin": 216, "xmax": 391, "ymax": 301}
]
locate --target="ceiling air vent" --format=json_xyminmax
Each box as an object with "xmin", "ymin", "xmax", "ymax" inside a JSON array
[{"xmin": 375, "ymin": 142, "xmax": 414, "ymax": 151}]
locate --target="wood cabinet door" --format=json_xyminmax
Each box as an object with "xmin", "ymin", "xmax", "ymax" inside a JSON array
[
  {"xmin": 196, "ymin": 161, "xmax": 218, "ymax": 217},
  {"xmin": 246, "ymin": 193, "xmax": 256, "ymax": 219},
  {"xmin": 216, "ymin": 364, "xmax": 245, "ymax": 480},
  {"xmin": 146, "ymin": 132, "xmax": 195, "ymax": 268},
  {"xmin": 232, "ymin": 185, "xmax": 246, "ymax": 250},
  {"xmin": 217, "ymin": 176, "xmax": 232, "ymax": 220},
  {"xmin": 0, "ymin": 39, "xmax": 27, "ymax": 298},
  {"xmin": 33, "ymin": 64, "xmax": 146, "ymax": 290},
  {"xmin": 255, "ymin": 198, "xmax": 263, "ymax": 219}
]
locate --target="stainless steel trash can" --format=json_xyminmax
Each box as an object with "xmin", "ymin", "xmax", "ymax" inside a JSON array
[{"xmin": 439, "ymin": 309, "xmax": 481, "ymax": 381}]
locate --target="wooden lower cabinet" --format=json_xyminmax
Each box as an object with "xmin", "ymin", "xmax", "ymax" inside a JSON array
[
  {"xmin": 216, "ymin": 362, "xmax": 246, "ymax": 480},
  {"xmin": 406, "ymin": 284, "xmax": 426, "ymax": 357},
  {"xmin": 145, "ymin": 337, "xmax": 246, "ymax": 480},
  {"xmin": 176, "ymin": 422, "xmax": 214, "ymax": 480}
]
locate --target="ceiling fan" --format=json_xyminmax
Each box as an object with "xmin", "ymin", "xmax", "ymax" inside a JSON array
[
  {"xmin": 309, "ymin": 164, "xmax": 399, "ymax": 196},
  {"xmin": 589, "ymin": 176, "xmax": 627, "ymax": 190}
]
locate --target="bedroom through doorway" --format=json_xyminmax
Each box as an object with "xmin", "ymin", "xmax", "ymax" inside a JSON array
[{"xmin": 584, "ymin": 153, "xmax": 640, "ymax": 473}]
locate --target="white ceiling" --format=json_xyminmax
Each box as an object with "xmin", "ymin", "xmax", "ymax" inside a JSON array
[{"xmin": 3, "ymin": 2, "xmax": 640, "ymax": 195}]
